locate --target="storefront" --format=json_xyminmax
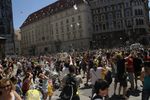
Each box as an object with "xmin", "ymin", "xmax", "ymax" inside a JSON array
[{"xmin": 0, "ymin": 37, "xmax": 6, "ymax": 59}]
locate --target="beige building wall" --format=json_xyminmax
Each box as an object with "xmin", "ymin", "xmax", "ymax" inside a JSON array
[
  {"xmin": 14, "ymin": 30, "xmax": 21, "ymax": 55},
  {"xmin": 21, "ymin": 2, "xmax": 92, "ymax": 55}
]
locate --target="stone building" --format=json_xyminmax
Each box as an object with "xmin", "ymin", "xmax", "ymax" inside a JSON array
[
  {"xmin": 14, "ymin": 30, "xmax": 21, "ymax": 55},
  {"xmin": 89, "ymin": 0, "xmax": 150, "ymax": 48},
  {"xmin": 0, "ymin": 0, "xmax": 15, "ymax": 55},
  {"xmin": 20, "ymin": 0, "xmax": 92, "ymax": 55},
  {"xmin": 0, "ymin": 37, "xmax": 6, "ymax": 59}
]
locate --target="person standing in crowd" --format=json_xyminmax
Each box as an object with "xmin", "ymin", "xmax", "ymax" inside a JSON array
[
  {"xmin": 10, "ymin": 76, "xmax": 23, "ymax": 97},
  {"xmin": 39, "ymin": 70, "xmax": 49, "ymax": 100},
  {"xmin": 125, "ymin": 52, "xmax": 134, "ymax": 91},
  {"xmin": 114, "ymin": 54, "xmax": 127, "ymax": 99},
  {"xmin": 92, "ymin": 79, "xmax": 109, "ymax": 100},
  {"xmin": 85, "ymin": 55, "xmax": 94, "ymax": 86},
  {"xmin": 80, "ymin": 58, "xmax": 87, "ymax": 79},
  {"xmin": 60, "ymin": 65, "xmax": 80, "ymax": 100},
  {"xmin": 0, "ymin": 78, "xmax": 22, "ymax": 100},
  {"xmin": 90, "ymin": 63, "xmax": 104, "ymax": 96},
  {"xmin": 22, "ymin": 71, "xmax": 33, "ymax": 96},
  {"xmin": 133, "ymin": 52, "xmax": 143, "ymax": 89},
  {"xmin": 142, "ymin": 61, "xmax": 150, "ymax": 100}
]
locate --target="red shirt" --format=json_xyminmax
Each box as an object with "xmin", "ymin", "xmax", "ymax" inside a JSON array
[{"xmin": 126, "ymin": 57, "xmax": 134, "ymax": 72}]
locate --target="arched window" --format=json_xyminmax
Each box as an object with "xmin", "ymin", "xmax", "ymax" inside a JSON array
[
  {"xmin": 101, "ymin": 14, "xmax": 105, "ymax": 20},
  {"xmin": 94, "ymin": 16, "xmax": 99, "ymax": 22},
  {"xmin": 135, "ymin": 9, "xmax": 138, "ymax": 15},
  {"xmin": 108, "ymin": 13, "xmax": 113, "ymax": 20},
  {"xmin": 136, "ymin": 19, "xmax": 139, "ymax": 25}
]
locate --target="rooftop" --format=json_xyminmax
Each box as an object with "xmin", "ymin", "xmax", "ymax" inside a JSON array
[{"xmin": 20, "ymin": 0, "xmax": 84, "ymax": 28}]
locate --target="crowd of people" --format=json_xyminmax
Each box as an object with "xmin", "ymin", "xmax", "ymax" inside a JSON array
[{"xmin": 0, "ymin": 47, "xmax": 150, "ymax": 100}]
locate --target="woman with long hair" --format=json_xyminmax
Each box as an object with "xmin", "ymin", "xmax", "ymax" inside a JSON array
[{"xmin": 0, "ymin": 78, "xmax": 22, "ymax": 100}]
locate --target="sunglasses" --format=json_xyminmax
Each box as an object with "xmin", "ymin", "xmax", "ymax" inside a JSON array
[{"xmin": 0, "ymin": 84, "xmax": 11, "ymax": 89}]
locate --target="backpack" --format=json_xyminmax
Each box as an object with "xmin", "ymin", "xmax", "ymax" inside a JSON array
[
  {"xmin": 26, "ymin": 89, "xmax": 41, "ymax": 100},
  {"xmin": 60, "ymin": 74, "xmax": 77, "ymax": 100},
  {"xmin": 105, "ymin": 70, "xmax": 112, "ymax": 86}
]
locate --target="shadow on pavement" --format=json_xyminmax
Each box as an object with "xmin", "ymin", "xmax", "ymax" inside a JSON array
[
  {"xmin": 110, "ymin": 95, "xmax": 127, "ymax": 100},
  {"xmin": 126, "ymin": 89, "xmax": 141, "ymax": 97},
  {"xmin": 80, "ymin": 85, "xmax": 92, "ymax": 90}
]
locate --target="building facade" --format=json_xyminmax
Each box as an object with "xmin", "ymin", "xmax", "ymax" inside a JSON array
[
  {"xmin": 0, "ymin": 37, "xmax": 6, "ymax": 59},
  {"xmin": 90, "ymin": 0, "xmax": 150, "ymax": 48},
  {"xmin": 20, "ymin": 0, "xmax": 92, "ymax": 55},
  {"xmin": 0, "ymin": 0, "xmax": 15, "ymax": 55},
  {"xmin": 14, "ymin": 30, "xmax": 21, "ymax": 55}
]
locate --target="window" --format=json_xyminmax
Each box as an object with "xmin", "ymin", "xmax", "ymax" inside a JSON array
[
  {"xmin": 67, "ymin": 33, "xmax": 70, "ymax": 40},
  {"xmin": 66, "ymin": 19, "xmax": 69, "ymax": 23},
  {"xmin": 62, "ymin": 34, "xmax": 64, "ymax": 40},
  {"xmin": 61, "ymin": 21, "xmax": 63, "ymax": 25},
  {"xmin": 106, "ymin": 22, "xmax": 109, "ymax": 29},
  {"xmin": 116, "ymin": 12, "xmax": 121, "ymax": 18},
  {"xmin": 78, "ymin": 15, "xmax": 81, "ymax": 20},
  {"xmin": 95, "ymin": 16, "xmax": 98, "ymax": 22},
  {"xmin": 73, "ymin": 32, "xmax": 76, "ymax": 39},
  {"xmin": 72, "ymin": 17, "xmax": 75, "ymax": 22},
  {"xmin": 117, "ymin": 21, "xmax": 121, "ymax": 29},
  {"xmin": 110, "ymin": 22, "xmax": 114, "ymax": 29},
  {"xmin": 78, "ymin": 23, "xmax": 82, "ymax": 29},
  {"xmin": 101, "ymin": 14, "xmax": 105, "ymax": 20},
  {"xmin": 126, "ymin": 10, "xmax": 130, "ymax": 17},
  {"xmin": 56, "ymin": 23, "xmax": 58, "ymax": 27},
  {"xmin": 140, "ymin": 19, "xmax": 144, "ymax": 25},
  {"xmin": 136, "ymin": 19, "xmax": 144, "ymax": 25},
  {"xmin": 67, "ymin": 25, "xmax": 69, "ymax": 31},
  {"xmin": 108, "ymin": 13, "xmax": 113, "ymax": 20},
  {"xmin": 99, "ymin": 24, "xmax": 102, "ymax": 30},
  {"xmin": 80, "ymin": 32, "xmax": 82, "ymax": 37},
  {"xmin": 139, "ymin": 9, "xmax": 143, "ymax": 15},
  {"xmin": 73, "ymin": 25, "xmax": 76, "ymax": 30},
  {"xmin": 135, "ymin": 9, "xmax": 143, "ymax": 16},
  {"xmin": 98, "ymin": 16, "xmax": 101, "ymax": 21},
  {"xmin": 0, "ymin": 26, "xmax": 5, "ymax": 34},
  {"xmin": 61, "ymin": 26, "xmax": 64, "ymax": 33},
  {"xmin": 126, "ymin": 2, "xmax": 129, "ymax": 8},
  {"xmin": 103, "ymin": 24, "xmax": 106, "ymax": 30},
  {"xmin": 56, "ymin": 29, "xmax": 58, "ymax": 34},
  {"xmin": 135, "ymin": 9, "xmax": 137, "ymax": 15},
  {"xmin": 56, "ymin": 35, "xmax": 59, "ymax": 40},
  {"xmin": 96, "ymin": 25, "xmax": 99, "ymax": 31}
]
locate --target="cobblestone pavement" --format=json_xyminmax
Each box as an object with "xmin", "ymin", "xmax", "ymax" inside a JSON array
[{"xmin": 51, "ymin": 77, "xmax": 142, "ymax": 100}]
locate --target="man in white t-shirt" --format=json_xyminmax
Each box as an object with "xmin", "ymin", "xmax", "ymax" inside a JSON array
[
  {"xmin": 90, "ymin": 66, "xmax": 103, "ymax": 96},
  {"xmin": 90, "ymin": 67, "xmax": 103, "ymax": 85}
]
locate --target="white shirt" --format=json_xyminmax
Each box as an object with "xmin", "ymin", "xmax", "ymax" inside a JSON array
[{"xmin": 90, "ymin": 67, "xmax": 103, "ymax": 85}]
